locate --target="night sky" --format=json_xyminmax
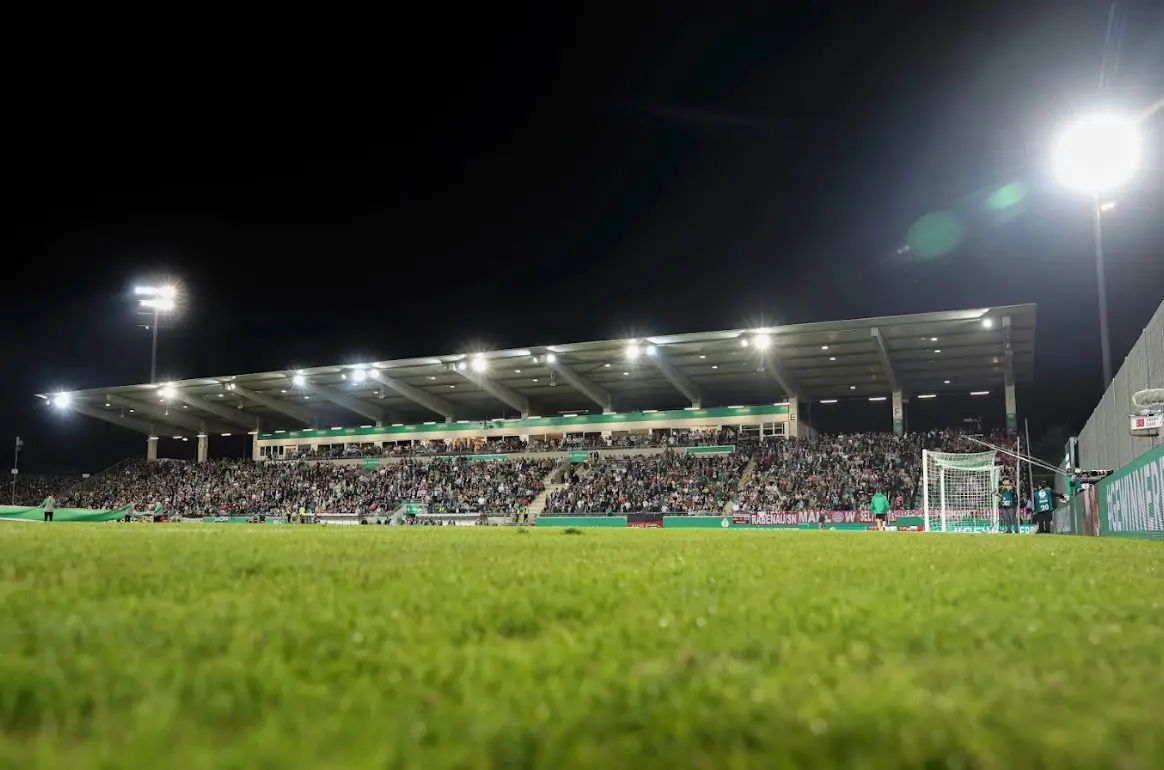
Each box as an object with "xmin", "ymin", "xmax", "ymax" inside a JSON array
[{"xmin": 5, "ymin": 3, "xmax": 1164, "ymax": 473}]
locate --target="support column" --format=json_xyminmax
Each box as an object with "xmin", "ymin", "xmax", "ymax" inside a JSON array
[
  {"xmin": 146, "ymin": 435, "xmax": 159, "ymax": 462},
  {"xmin": 1005, "ymin": 383, "xmax": 1017, "ymax": 435},
  {"xmin": 196, "ymin": 433, "xmax": 209, "ymax": 464},
  {"xmin": 892, "ymin": 390, "xmax": 907, "ymax": 436},
  {"xmin": 786, "ymin": 399, "xmax": 800, "ymax": 438},
  {"xmin": 251, "ymin": 419, "xmax": 262, "ymax": 461}
]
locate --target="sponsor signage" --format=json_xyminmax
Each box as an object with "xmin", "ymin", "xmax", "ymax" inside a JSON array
[
  {"xmin": 749, "ymin": 509, "xmax": 921, "ymax": 527},
  {"xmin": 1100, "ymin": 443, "xmax": 1164, "ymax": 537}
]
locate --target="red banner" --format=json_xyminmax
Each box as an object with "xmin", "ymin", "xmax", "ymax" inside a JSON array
[
  {"xmin": 749, "ymin": 509, "xmax": 922, "ymax": 527},
  {"xmin": 627, "ymin": 520, "xmax": 663, "ymax": 528}
]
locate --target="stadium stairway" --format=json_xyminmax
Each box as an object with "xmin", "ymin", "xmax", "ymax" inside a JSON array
[
  {"xmin": 515, "ymin": 461, "xmax": 571, "ymax": 524},
  {"xmin": 524, "ymin": 483, "xmax": 565, "ymax": 522},
  {"xmin": 724, "ymin": 457, "xmax": 758, "ymax": 513}
]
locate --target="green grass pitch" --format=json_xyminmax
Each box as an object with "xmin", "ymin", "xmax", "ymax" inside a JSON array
[{"xmin": 0, "ymin": 525, "xmax": 1161, "ymax": 769}]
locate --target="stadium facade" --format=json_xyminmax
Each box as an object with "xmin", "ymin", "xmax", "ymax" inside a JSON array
[{"xmin": 38, "ymin": 305, "xmax": 1035, "ymax": 462}]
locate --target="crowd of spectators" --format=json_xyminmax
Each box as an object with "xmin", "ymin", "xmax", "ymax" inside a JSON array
[
  {"xmin": 544, "ymin": 451, "xmax": 749, "ymax": 513},
  {"xmin": 33, "ymin": 456, "xmax": 555, "ymax": 518},
  {"xmin": 15, "ymin": 427, "xmax": 1025, "ymax": 518},
  {"xmin": 277, "ymin": 428, "xmax": 743, "ymax": 461},
  {"xmin": 10, "ymin": 474, "xmax": 86, "ymax": 506}
]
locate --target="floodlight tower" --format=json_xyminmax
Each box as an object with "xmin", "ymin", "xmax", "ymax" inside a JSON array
[
  {"xmin": 1052, "ymin": 113, "xmax": 1141, "ymax": 388},
  {"xmin": 134, "ymin": 284, "xmax": 178, "ymax": 383}
]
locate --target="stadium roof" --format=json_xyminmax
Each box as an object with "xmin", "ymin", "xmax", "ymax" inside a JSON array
[{"xmin": 38, "ymin": 304, "xmax": 1036, "ymax": 437}]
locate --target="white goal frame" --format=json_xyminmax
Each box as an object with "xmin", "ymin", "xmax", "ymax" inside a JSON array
[{"xmin": 922, "ymin": 449, "xmax": 1003, "ymax": 533}]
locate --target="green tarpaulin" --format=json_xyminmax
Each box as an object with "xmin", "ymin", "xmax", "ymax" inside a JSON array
[{"xmin": 0, "ymin": 505, "xmax": 134, "ymax": 522}]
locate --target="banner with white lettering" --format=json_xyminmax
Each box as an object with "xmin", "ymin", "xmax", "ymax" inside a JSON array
[{"xmin": 749, "ymin": 509, "xmax": 922, "ymax": 527}]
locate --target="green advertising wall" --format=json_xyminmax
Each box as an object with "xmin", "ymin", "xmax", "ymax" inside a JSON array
[
  {"xmin": 1097, "ymin": 442, "xmax": 1164, "ymax": 538},
  {"xmin": 536, "ymin": 516, "xmax": 628, "ymax": 527},
  {"xmin": 1050, "ymin": 442, "xmax": 1164, "ymax": 539}
]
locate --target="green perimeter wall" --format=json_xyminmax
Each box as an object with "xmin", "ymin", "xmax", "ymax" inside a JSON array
[
  {"xmin": 536, "ymin": 516, "xmax": 880, "ymax": 530},
  {"xmin": 1052, "ymin": 441, "xmax": 1164, "ymax": 539}
]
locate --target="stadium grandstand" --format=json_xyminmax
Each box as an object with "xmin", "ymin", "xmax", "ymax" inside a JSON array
[{"xmin": 16, "ymin": 305, "xmax": 1034, "ymax": 525}]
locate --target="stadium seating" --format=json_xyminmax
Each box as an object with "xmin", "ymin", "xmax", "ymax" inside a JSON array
[
  {"xmin": 275, "ymin": 427, "xmax": 743, "ymax": 460},
  {"xmin": 14, "ymin": 428, "xmax": 1023, "ymax": 517},
  {"xmin": 543, "ymin": 451, "xmax": 749, "ymax": 513},
  {"xmin": 32, "ymin": 456, "xmax": 555, "ymax": 518}
]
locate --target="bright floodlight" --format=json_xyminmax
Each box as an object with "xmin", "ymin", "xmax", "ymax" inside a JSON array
[
  {"xmin": 982, "ymin": 318, "xmax": 994, "ymax": 329},
  {"xmin": 352, "ymin": 368, "xmax": 368, "ymax": 382},
  {"xmin": 625, "ymin": 344, "xmax": 640, "ymax": 360},
  {"xmin": 470, "ymin": 355, "xmax": 487, "ymax": 372},
  {"xmin": 53, "ymin": 392, "xmax": 71, "ymax": 408},
  {"xmin": 1053, "ymin": 114, "xmax": 1141, "ymax": 194},
  {"xmin": 753, "ymin": 334, "xmax": 771, "ymax": 350},
  {"xmin": 159, "ymin": 386, "xmax": 175, "ymax": 399},
  {"xmin": 291, "ymin": 373, "xmax": 306, "ymax": 386},
  {"xmin": 139, "ymin": 297, "xmax": 176, "ymax": 311},
  {"xmin": 545, "ymin": 353, "xmax": 557, "ymax": 364}
]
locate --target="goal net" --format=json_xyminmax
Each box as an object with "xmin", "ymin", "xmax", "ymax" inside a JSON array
[{"xmin": 922, "ymin": 450, "xmax": 1001, "ymax": 533}]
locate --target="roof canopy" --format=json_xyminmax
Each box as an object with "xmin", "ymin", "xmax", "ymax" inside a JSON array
[{"xmin": 39, "ymin": 305, "xmax": 1035, "ymax": 436}]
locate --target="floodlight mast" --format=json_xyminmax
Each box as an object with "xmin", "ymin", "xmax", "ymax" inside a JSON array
[
  {"xmin": 135, "ymin": 285, "xmax": 179, "ymax": 383},
  {"xmin": 1052, "ymin": 113, "xmax": 1141, "ymax": 388}
]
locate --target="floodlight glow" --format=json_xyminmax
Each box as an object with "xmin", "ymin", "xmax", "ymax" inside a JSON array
[
  {"xmin": 352, "ymin": 368, "xmax": 367, "ymax": 382},
  {"xmin": 159, "ymin": 386, "xmax": 175, "ymax": 399},
  {"xmin": 470, "ymin": 355, "xmax": 487, "ymax": 372},
  {"xmin": 753, "ymin": 334, "xmax": 771, "ymax": 350},
  {"xmin": 1053, "ymin": 114, "xmax": 1141, "ymax": 194},
  {"xmin": 626, "ymin": 344, "xmax": 640, "ymax": 360},
  {"xmin": 545, "ymin": 353, "xmax": 557, "ymax": 364},
  {"xmin": 645, "ymin": 345, "xmax": 657, "ymax": 356},
  {"xmin": 53, "ymin": 393, "xmax": 71, "ymax": 408},
  {"xmin": 291, "ymin": 373, "xmax": 306, "ymax": 386},
  {"xmin": 981, "ymin": 318, "xmax": 994, "ymax": 329},
  {"xmin": 139, "ymin": 297, "xmax": 176, "ymax": 311}
]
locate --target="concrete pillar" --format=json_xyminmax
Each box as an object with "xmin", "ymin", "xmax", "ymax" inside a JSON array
[
  {"xmin": 786, "ymin": 399, "xmax": 799, "ymax": 438},
  {"xmin": 251, "ymin": 419, "xmax": 261, "ymax": 461},
  {"xmin": 1005, "ymin": 383, "xmax": 1017, "ymax": 435},
  {"xmin": 196, "ymin": 433, "xmax": 209, "ymax": 464},
  {"xmin": 892, "ymin": 390, "xmax": 907, "ymax": 436},
  {"xmin": 146, "ymin": 435, "xmax": 159, "ymax": 462}
]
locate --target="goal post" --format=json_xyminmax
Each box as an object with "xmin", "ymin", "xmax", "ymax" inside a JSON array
[{"xmin": 922, "ymin": 449, "xmax": 1001, "ymax": 533}]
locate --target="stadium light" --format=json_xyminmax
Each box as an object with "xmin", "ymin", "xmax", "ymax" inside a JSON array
[
  {"xmin": 351, "ymin": 367, "xmax": 368, "ymax": 383},
  {"xmin": 1053, "ymin": 114, "xmax": 1140, "ymax": 195},
  {"xmin": 626, "ymin": 343, "xmax": 640, "ymax": 360},
  {"xmin": 291, "ymin": 373, "xmax": 306, "ymax": 387},
  {"xmin": 645, "ymin": 345, "xmax": 657, "ymax": 356},
  {"xmin": 470, "ymin": 354, "xmax": 487, "ymax": 372},
  {"xmin": 52, "ymin": 392, "xmax": 71, "ymax": 408},
  {"xmin": 159, "ymin": 385, "xmax": 175, "ymax": 399},
  {"xmin": 753, "ymin": 334, "xmax": 771, "ymax": 351},
  {"xmin": 981, "ymin": 318, "xmax": 993, "ymax": 329},
  {"xmin": 545, "ymin": 353, "xmax": 557, "ymax": 364},
  {"xmin": 136, "ymin": 283, "xmax": 181, "ymax": 383},
  {"xmin": 1053, "ymin": 113, "xmax": 1142, "ymax": 389}
]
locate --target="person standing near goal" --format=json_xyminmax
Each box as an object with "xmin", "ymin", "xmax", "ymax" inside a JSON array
[
  {"xmin": 42, "ymin": 494, "xmax": 55, "ymax": 523},
  {"xmin": 998, "ymin": 478, "xmax": 1018, "ymax": 533},
  {"xmin": 870, "ymin": 490, "xmax": 890, "ymax": 530}
]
